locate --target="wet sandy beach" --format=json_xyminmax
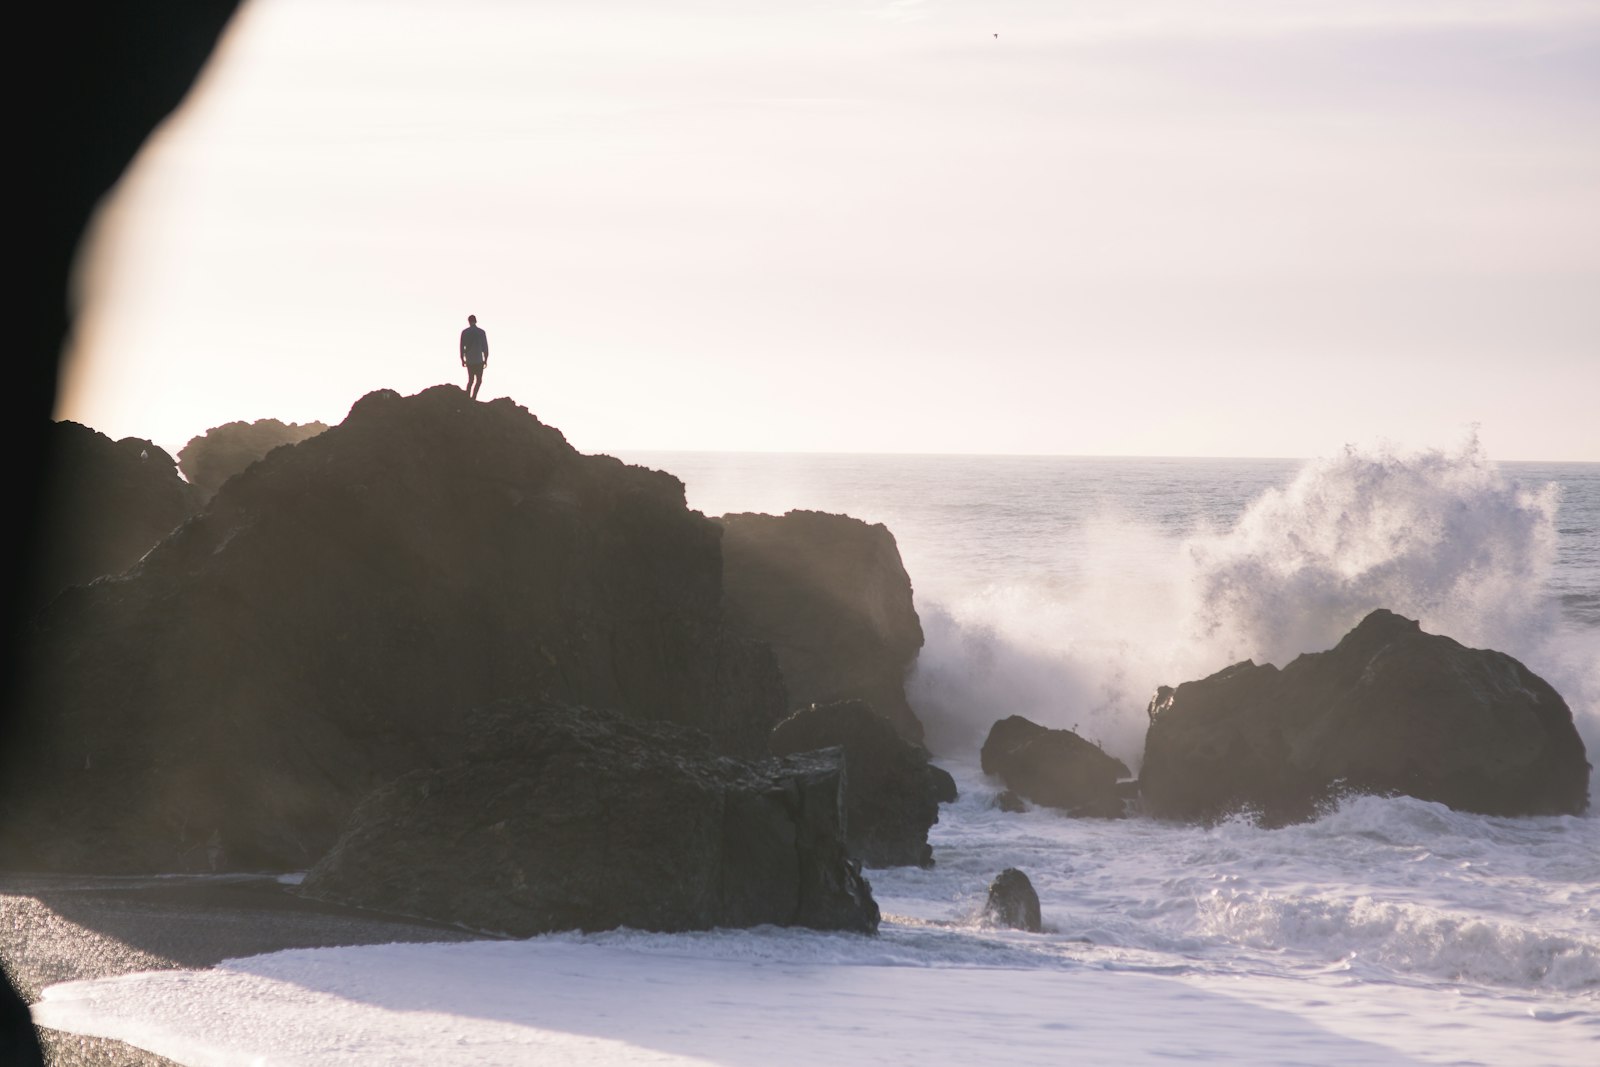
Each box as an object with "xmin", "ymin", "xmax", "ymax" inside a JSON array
[{"xmin": 1, "ymin": 873, "xmax": 487, "ymax": 1066}]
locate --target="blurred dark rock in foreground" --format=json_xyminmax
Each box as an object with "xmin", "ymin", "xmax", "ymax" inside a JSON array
[
  {"xmin": 984, "ymin": 868, "xmax": 1041, "ymax": 932},
  {"xmin": 2, "ymin": 387, "xmax": 786, "ymax": 872},
  {"xmin": 300, "ymin": 701, "xmax": 879, "ymax": 936},
  {"xmin": 26, "ymin": 421, "xmax": 199, "ymax": 613},
  {"xmin": 177, "ymin": 418, "xmax": 328, "ymax": 503},
  {"xmin": 1140, "ymin": 609, "xmax": 1591, "ymax": 823},
  {"xmin": 12, "ymin": 0, "xmax": 241, "ymax": 700},
  {"xmin": 718, "ymin": 510, "xmax": 926, "ymax": 742},
  {"xmin": 14, "ymin": 5, "xmax": 243, "ymax": 1061},
  {"xmin": 769, "ymin": 699, "xmax": 954, "ymax": 868},
  {"xmin": 981, "ymin": 716, "xmax": 1130, "ymax": 818}
]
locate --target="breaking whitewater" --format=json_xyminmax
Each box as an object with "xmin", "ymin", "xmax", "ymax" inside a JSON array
[{"xmin": 32, "ymin": 439, "xmax": 1599, "ymax": 1065}]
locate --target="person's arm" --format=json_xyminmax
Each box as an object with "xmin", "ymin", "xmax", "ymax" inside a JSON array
[
  {"xmin": 483, "ymin": 332, "xmax": 489, "ymax": 365},
  {"xmin": 460, "ymin": 329, "xmax": 467, "ymax": 366}
]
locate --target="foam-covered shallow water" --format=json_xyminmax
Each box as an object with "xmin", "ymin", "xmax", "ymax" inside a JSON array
[
  {"xmin": 878, "ymin": 763, "xmax": 1600, "ymax": 997},
  {"xmin": 33, "ymin": 783, "xmax": 1600, "ymax": 1066},
  {"xmin": 30, "ymin": 444, "xmax": 1600, "ymax": 1064}
]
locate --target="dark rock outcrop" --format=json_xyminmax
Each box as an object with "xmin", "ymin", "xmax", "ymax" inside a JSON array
[
  {"xmin": 718, "ymin": 510, "xmax": 926, "ymax": 742},
  {"xmin": 177, "ymin": 417, "xmax": 328, "ymax": 502},
  {"xmin": 984, "ymin": 868, "xmax": 1041, "ymax": 932},
  {"xmin": 980, "ymin": 716, "xmax": 1131, "ymax": 818},
  {"xmin": 768, "ymin": 699, "xmax": 954, "ymax": 868},
  {"xmin": 3, "ymin": 387, "xmax": 786, "ymax": 872},
  {"xmin": 299, "ymin": 701, "xmax": 879, "ymax": 937},
  {"xmin": 1140, "ymin": 610, "xmax": 1591, "ymax": 823},
  {"xmin": 928, "ymin": 764, "xmax": 959, "ymax": 805},
  {"xmin": 995, "ymin": 790, "xmax": 1027, "ymax": 813},
  {"xmin": 26, "ymin": 421, "xmax": 198, "ymax": 611}
]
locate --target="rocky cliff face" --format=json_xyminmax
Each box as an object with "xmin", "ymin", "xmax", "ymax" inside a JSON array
[
  {"xmin": 1139, "ymin": 610, "xmax": 1590, "ymax": 823},
  {"xmin": 300, "ymin": 700, "xmax": 879, "ymax": 937},
  {"xmin": 769, "ymin": 700, "xmax": 953, "ymax": 868},
  {"xmin": 26, "ymin": 421, "xmax": 198, "ymax": 611},
  {"xmin": 177, "ymin": 417, "xmax": 328, "ymax": 503},
  {"xmin": 718, "ymin": 510, "xmax": 925, "ymax": 742},
  {"xmin": 3, "ymin": 387, "xmax": 786, "ymax": 871}
]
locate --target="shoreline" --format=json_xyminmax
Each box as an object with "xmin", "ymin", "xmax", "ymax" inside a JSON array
[{"xmin": 1, "ymin": 872, "xmax": 487, "ymax": 1067}]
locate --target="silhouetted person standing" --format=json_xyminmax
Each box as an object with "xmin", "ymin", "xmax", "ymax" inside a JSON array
[{"xmin": 460, "ymin": 314, "xmax": 489, "ymax": 399}]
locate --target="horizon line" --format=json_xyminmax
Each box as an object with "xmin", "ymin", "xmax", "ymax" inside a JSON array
[{"xmin": 606, "ymin": 447, "xmax": 1600, "ymax": 465}]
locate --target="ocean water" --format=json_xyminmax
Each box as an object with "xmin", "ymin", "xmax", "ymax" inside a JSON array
[
  {"xmin": 33, "ymin": 440, "xmax": 1600, "ymax": 1065},
  {"xmin": 628, "ymin": 439, "xmax": 1600, "ymax": 769}
]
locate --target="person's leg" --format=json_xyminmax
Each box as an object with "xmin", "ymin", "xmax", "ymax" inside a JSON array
[{"xmin": 469, "ymin": 364, "xmax": 483, "ymax": 399}]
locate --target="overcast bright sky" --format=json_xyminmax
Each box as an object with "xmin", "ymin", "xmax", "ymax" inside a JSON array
[{"xmin": 58, "ymin": 0, "xmax": 1600, "ymax": 459}]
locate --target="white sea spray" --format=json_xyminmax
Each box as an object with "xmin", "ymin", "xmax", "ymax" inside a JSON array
[
  {"xmin": 905, "ymin": 438, "xmax": 1596, "ymax": 787},
  {"xmin": 1182, "ymin": 434, "xmax": 1560, "ymax": 667}
]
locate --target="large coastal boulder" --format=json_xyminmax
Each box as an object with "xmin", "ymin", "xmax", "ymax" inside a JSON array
[
  {"xmin": 2, "ymin": 387, "xmax": 786, "ymax": 872},
  {"xmin": 26, "ymin": 421, "xmax": 198, "ymax": 611},
  {"xmin": 300, "ymin": 701, "xmax": 879, "ymax": 936},
  {"xmin": 1140, "ymin": 610, "xmax": 1591, "ymax": 823},
  {"xmin": 768, "ymin": 699, "xmax": 953, "ymax": 868},
  {"xmin": 981, "ymin": 716, "xmax": 1131, "ymax": 818},
  {"xmin": 717, "ymin": 510, "xmax": 926, "ymax": 742},
  {"xmin": 177, "ymin": 417, "xmax": 328, "ymax": 502}
]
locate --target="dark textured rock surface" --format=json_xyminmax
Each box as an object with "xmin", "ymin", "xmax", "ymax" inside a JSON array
[
  {"xmin": 25, "ymin": 421, "xmax": 198, "ymax": 612},
  {"xmin": 718, "ymin": 510, "xmax": 926, "ymax": 742},
  {"xmin": 1140, "ymin": 610, "xmax": 1591, "ymax": 823},
  {"xmin": 980, "ymin": 716, "xmax": 1131, "ymax": 818},
  {"xmin": 177, "ymin": 417, "xmax": 328, "ymax": 502},
  {"xmin": 928, "ymin": 764, "xmax": 959, "ymax": 805},
  {"xmin": 3, "ymin": 387, "xmax": 786, "ymax": 872},
  {"xmin": 768, "ymin": 699, "xmax": 954, "ymax": 868},
  {"xmin": 984, "ymin": 868, "xmax": 1041, "ymax": 932},
  {"xmin": 300, "ymin": 701, "xmax": 879, "ymax": 936},
  {"xmin": 995, "ymin": 790, "xmax": 1027, "ymax": 813}
]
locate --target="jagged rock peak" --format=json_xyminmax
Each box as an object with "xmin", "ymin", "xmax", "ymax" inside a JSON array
[
  {"xmin": 5, "ymin": 387, "xmax": 785, "ymax": 872},
  {"xmin": 177, "ymin": 416, "xmax": 329, "ymax": 502}
]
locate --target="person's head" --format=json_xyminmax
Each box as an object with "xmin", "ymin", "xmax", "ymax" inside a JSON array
[{"xmin": 468, "ymin": 314, "xmax": 477, "ymax": 325}]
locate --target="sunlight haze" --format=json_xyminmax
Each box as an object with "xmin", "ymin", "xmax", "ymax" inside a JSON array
[{"xmin": 58, "ymin": 0, "xmax": 1600, "ymax": 460}]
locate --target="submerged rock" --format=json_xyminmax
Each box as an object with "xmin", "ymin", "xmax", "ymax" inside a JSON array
[
  {"xmin": 177, "ymin": 417, "xmax": 328, "ymax": 503},
  {"xmin": 26, "ymin": 420, "xmax": 198, "ymax": 611},
  {"xmin": 718, "ymin": 510, "xmax": 926, "ymax": 742},
  {"xmin": 984, "ymin": 868, "xmax": 1041, "ymax": 932},
  {"xmin": 1139, "ymin": 609, "xmax": 1591, "ymax": 823},
  {"xmin": 3, "ymin": 387, "xmax": 786, "ymax": 871},
  {"xmin": 300, "ymin": 701, "xmax": 879, "ymax": 937},
  {"xmin": 769, "ymin": 699, "xmax": 954, "ymax": 868},
  {"xmin": 980, "ymin": 716, "xmax": 1130, "ymax": 818}
]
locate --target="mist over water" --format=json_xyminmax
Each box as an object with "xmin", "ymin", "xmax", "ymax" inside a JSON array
[{"xmin": 626, "ymin": 442, "xmax": 1599, "ymax": 792}]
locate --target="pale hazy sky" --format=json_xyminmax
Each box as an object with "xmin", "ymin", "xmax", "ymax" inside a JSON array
[{"xmin": 59, "ymin": 0, "xmax": 1600, "ymax": 459}]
